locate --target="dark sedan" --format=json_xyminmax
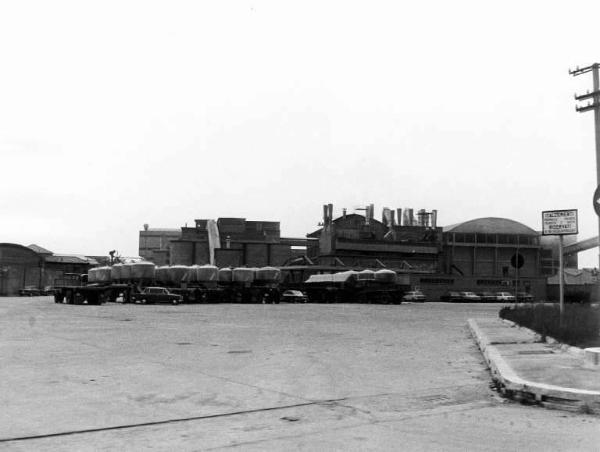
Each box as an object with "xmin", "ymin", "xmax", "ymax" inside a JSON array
[
  {"xmin": 132, "ymin": 287, "xmax": 182, "ymax": 305},
  {"xmin": 440, "ymin": 291, "xmax": 463, "ymax": 302}
]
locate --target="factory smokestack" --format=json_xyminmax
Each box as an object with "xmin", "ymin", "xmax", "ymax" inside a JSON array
[
  {"xmin": 396, "ymin": 209, "xmax": 402, "ymax": 226},
  {"xmin": 403, "ymin": 208, "xmax": 414, "ymax": 226},
  {"xmin": 382, "ymin": 207, "xmax": 393, "ymax": 228},
  {"xmin": 417, "ymin": 209, "xmax": 427, "ymax": 227},
  {"xmin": 431, "ymin": 210, "xmax": 438, "ymax": 228},
  {"xmin": 323, "ymin": 204, "xmax": 329, "ymax": 225},
  {"xmin": 328, "ymin": 204, "xmax": 333, "ymax": 224}
]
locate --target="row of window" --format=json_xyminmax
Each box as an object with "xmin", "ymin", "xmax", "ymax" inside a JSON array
[
  {"xmin": 448, "ymin": 233, "xmax": 539, "ymax": 246},
  {"xmin": 419, "ymin": 277, "xmax": 530, "ymax": 286}
]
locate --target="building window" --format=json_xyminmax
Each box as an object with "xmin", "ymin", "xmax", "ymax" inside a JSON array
[
  {"xmin": 476, "ymin": 279, "xmax": 502, "ymax": 286},
  {"xmin": 420, "ymin": 277, "xmax": 455, "ymax": 285}
]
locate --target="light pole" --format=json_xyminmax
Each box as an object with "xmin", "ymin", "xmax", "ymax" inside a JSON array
[{"xmin": 571, "ymin": 63, "xmax": 600, "ymax": 300}]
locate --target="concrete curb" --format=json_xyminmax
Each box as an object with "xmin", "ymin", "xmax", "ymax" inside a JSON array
[{"xmin": 468, "ymin": 319, "xmax": 600, "ymax": 414}]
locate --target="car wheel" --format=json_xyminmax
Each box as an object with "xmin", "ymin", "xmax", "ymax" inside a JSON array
[{"xmin": 172, "ymin": 299, "xmax": 179, "ymax": 305}]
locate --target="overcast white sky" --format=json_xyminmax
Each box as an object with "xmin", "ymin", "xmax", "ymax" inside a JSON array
[{"xmin": 2, "ymin": 1, "xmax": 600, "ymax": 265}]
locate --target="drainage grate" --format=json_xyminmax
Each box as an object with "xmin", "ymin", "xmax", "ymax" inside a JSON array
[{"xmin": 518, "ymin": 350, "xmax": 554, "ymax": 355}]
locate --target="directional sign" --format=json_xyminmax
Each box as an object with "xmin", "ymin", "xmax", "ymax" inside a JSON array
[
  {"xmin": 594, "ymin": 186, "xmax": 600, "ymax": 217},
  {"xmin": 510, "ymin": 253, "xmax": 524, "ymax": 269},
  {"xmin": 541, "ymin": 210, "xmax": 578, "ymax": 236}
]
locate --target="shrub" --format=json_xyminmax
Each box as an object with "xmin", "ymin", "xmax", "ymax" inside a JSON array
[{"xmin": 499, "ymin": 303, "xmax": 600, "ymax": 346}]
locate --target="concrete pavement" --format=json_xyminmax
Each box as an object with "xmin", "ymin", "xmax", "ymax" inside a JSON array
[
  {"xmin": 469, "ymin": 318, "xmax": 600, "ymax": 414},
  {"xmin": 1, "ymin": 298, "xmax": 599, "ymax": 450}
]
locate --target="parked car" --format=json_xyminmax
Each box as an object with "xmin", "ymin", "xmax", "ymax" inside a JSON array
[
  {"xmin": 495, "ymin": 292, "xmax": 516, "ymax": 302},
  {"xmin": 516, "ymin": 292, "xmax": 534, "ymax": 302},
  {"xmin": 440, "ymin": 291, "xmax": 463, "ymax": 302},
  {"xmin": 402, "ymin": 290, "xmax": 426, "ymax": 303},
  {"xmin": 281, "ymin": 290, "xmax": 307, "ymax": 303},
  {"xmin": 478, "ymin": 291, "xmax": 497, "ymax": 302},
  {"xmin": 459, "ymin": 291, "xmax": 481, "ymax": 302},
  {"xmin": 131, "ymin": 287, "xmax": 182, "ymax": 305},
  {"xmin": 19, "ymin": 286, "xmax": 40, "ymax": 296}
]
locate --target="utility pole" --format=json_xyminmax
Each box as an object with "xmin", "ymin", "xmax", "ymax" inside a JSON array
[{"xmin": 571, "ymin": 63, "xmax": 600, "ymax": 300}]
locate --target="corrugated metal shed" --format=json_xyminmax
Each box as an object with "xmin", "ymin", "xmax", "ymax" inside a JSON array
[
  {"xmin": 45, "ymin": 255, "xmax": 99, "ymax": 265},
  {"xmin": 28, "ymin": 244, "xmax": 54, "ymax": 255}
]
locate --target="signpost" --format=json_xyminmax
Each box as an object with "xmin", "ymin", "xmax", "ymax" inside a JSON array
[
  {"xmin": 594, "ymin": 185, "xmax": 600, "ymax": 217},
  {"xmin": 542, "ymin": 209, "xmax": 578, "ymax": 323}
]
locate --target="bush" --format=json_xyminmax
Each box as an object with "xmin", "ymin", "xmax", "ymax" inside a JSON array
[{"xmin": 499, "ymin": 303, "xmax": 600, "ymax": 346}]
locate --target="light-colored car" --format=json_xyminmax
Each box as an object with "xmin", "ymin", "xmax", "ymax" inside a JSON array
[
  {"xmin": 281, "ymin": 290, "xmax": 307, "ymax": 303},
  {"xmin": 402, "ymin": 290, "xmax": 426, "ymax": 303},
  {"xmin": 459, "ymin": 291, "xmax": 481, "ymax": 302},
  {"xmin": 495, "ymin": 292, "xmax": 516, "ymax": 302}
]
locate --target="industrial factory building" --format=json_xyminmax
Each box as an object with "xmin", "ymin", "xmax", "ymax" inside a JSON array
[
  {"xmin": 307, "ymin": 204, "xmax": 441, "ymax": 271},
  {"xmin": 137, "ymin": 203, "xmax": 572, "ymax": 301},
  {"xmin": 305, "ymin": 204, "xmax": 563, "ymax": 301},
  {"xmin": 140, "ymin": 218, "xmax": 304, "ymax": 268}
]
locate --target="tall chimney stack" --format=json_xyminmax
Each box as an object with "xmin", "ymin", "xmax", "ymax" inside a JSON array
[
  {"xmin": 431, "ymin": 210, "xmax": 438, "ymax": 228},
  {"xmin": 323, "ymin": 204, "xmax": 328, "ymax": 225},
  {"xmin": 328, "ymin": 204, "xmax": 333, "ymax": 224}
]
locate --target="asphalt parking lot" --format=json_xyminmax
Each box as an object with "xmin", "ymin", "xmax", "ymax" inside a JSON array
[{"xmin": 1, "ymin": 298, "xmax": 598, "ymax": 451}]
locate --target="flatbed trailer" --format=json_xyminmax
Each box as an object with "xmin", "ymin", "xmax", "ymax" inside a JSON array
[
  {"xmin": 53, "ymin": 284, "xmax": 132, "ymax": 305},
  {"xmin": 53, "ymin": 274, "xmax": 132, "ymax": 305}
]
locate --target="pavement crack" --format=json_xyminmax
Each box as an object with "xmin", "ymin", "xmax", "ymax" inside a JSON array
[{"xmin": 0, "ymin": 398, "xmax": 347, "ymax": 444}]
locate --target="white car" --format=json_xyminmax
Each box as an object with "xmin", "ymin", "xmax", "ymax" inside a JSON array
[
  {"xmin": 402, "ymin": 290, "xmax": 426, "ymax": 303},
  {"xmin": 495, "ymin": 292, "xmax": 516, "ymax": 302},
  {"xmin": 281, "ymin": 290, "xmax": 307, "ymax": 303}
]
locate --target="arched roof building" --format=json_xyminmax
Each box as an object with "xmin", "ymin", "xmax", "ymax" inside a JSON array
[
  {"xmin": 442, "ymin": 217, "xmax": 542, "ymax": 277},
  {"xmin": 443, "ymin": 217, "xmax": 538, "ymax": 236}
]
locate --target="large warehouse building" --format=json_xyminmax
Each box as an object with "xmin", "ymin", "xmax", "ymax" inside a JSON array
[{"xmin": 0, "ymin": 243, "xmax": 97, "ymax": 296}]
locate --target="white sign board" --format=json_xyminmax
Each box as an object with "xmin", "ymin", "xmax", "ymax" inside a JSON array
[{"xmin": 541, "ymin": 209, "xmax": 578, "ymax": 235}]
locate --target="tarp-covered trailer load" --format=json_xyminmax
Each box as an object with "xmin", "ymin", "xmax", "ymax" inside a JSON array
[
  {"xmin": 130, "ymin": 262, "xmax": 156, "ymax": 282},
  {"xmin": 254, "ymin": 267, "xmax": 281, "ymax": 303},
  {"xmin": 303, "ymin": 271, "xmax": 358, "ymax": 303},
  {"xmin": 110, "ymin": 264, "xmax": 124, "ymax": 283},
  {"xmin": 121, "ymin": 263, "xmax": 133, "ymax": 281},
  {"xmin": 304, "ymin": 269, "xmax": 405, "ymax": 304},
  {"xmin": 155, "ymin": 266, "xmax": 170, "ymax": 285},
  {"xmin": 180, "ymin": 265, "xmax": 221, "ymax": 303}
]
